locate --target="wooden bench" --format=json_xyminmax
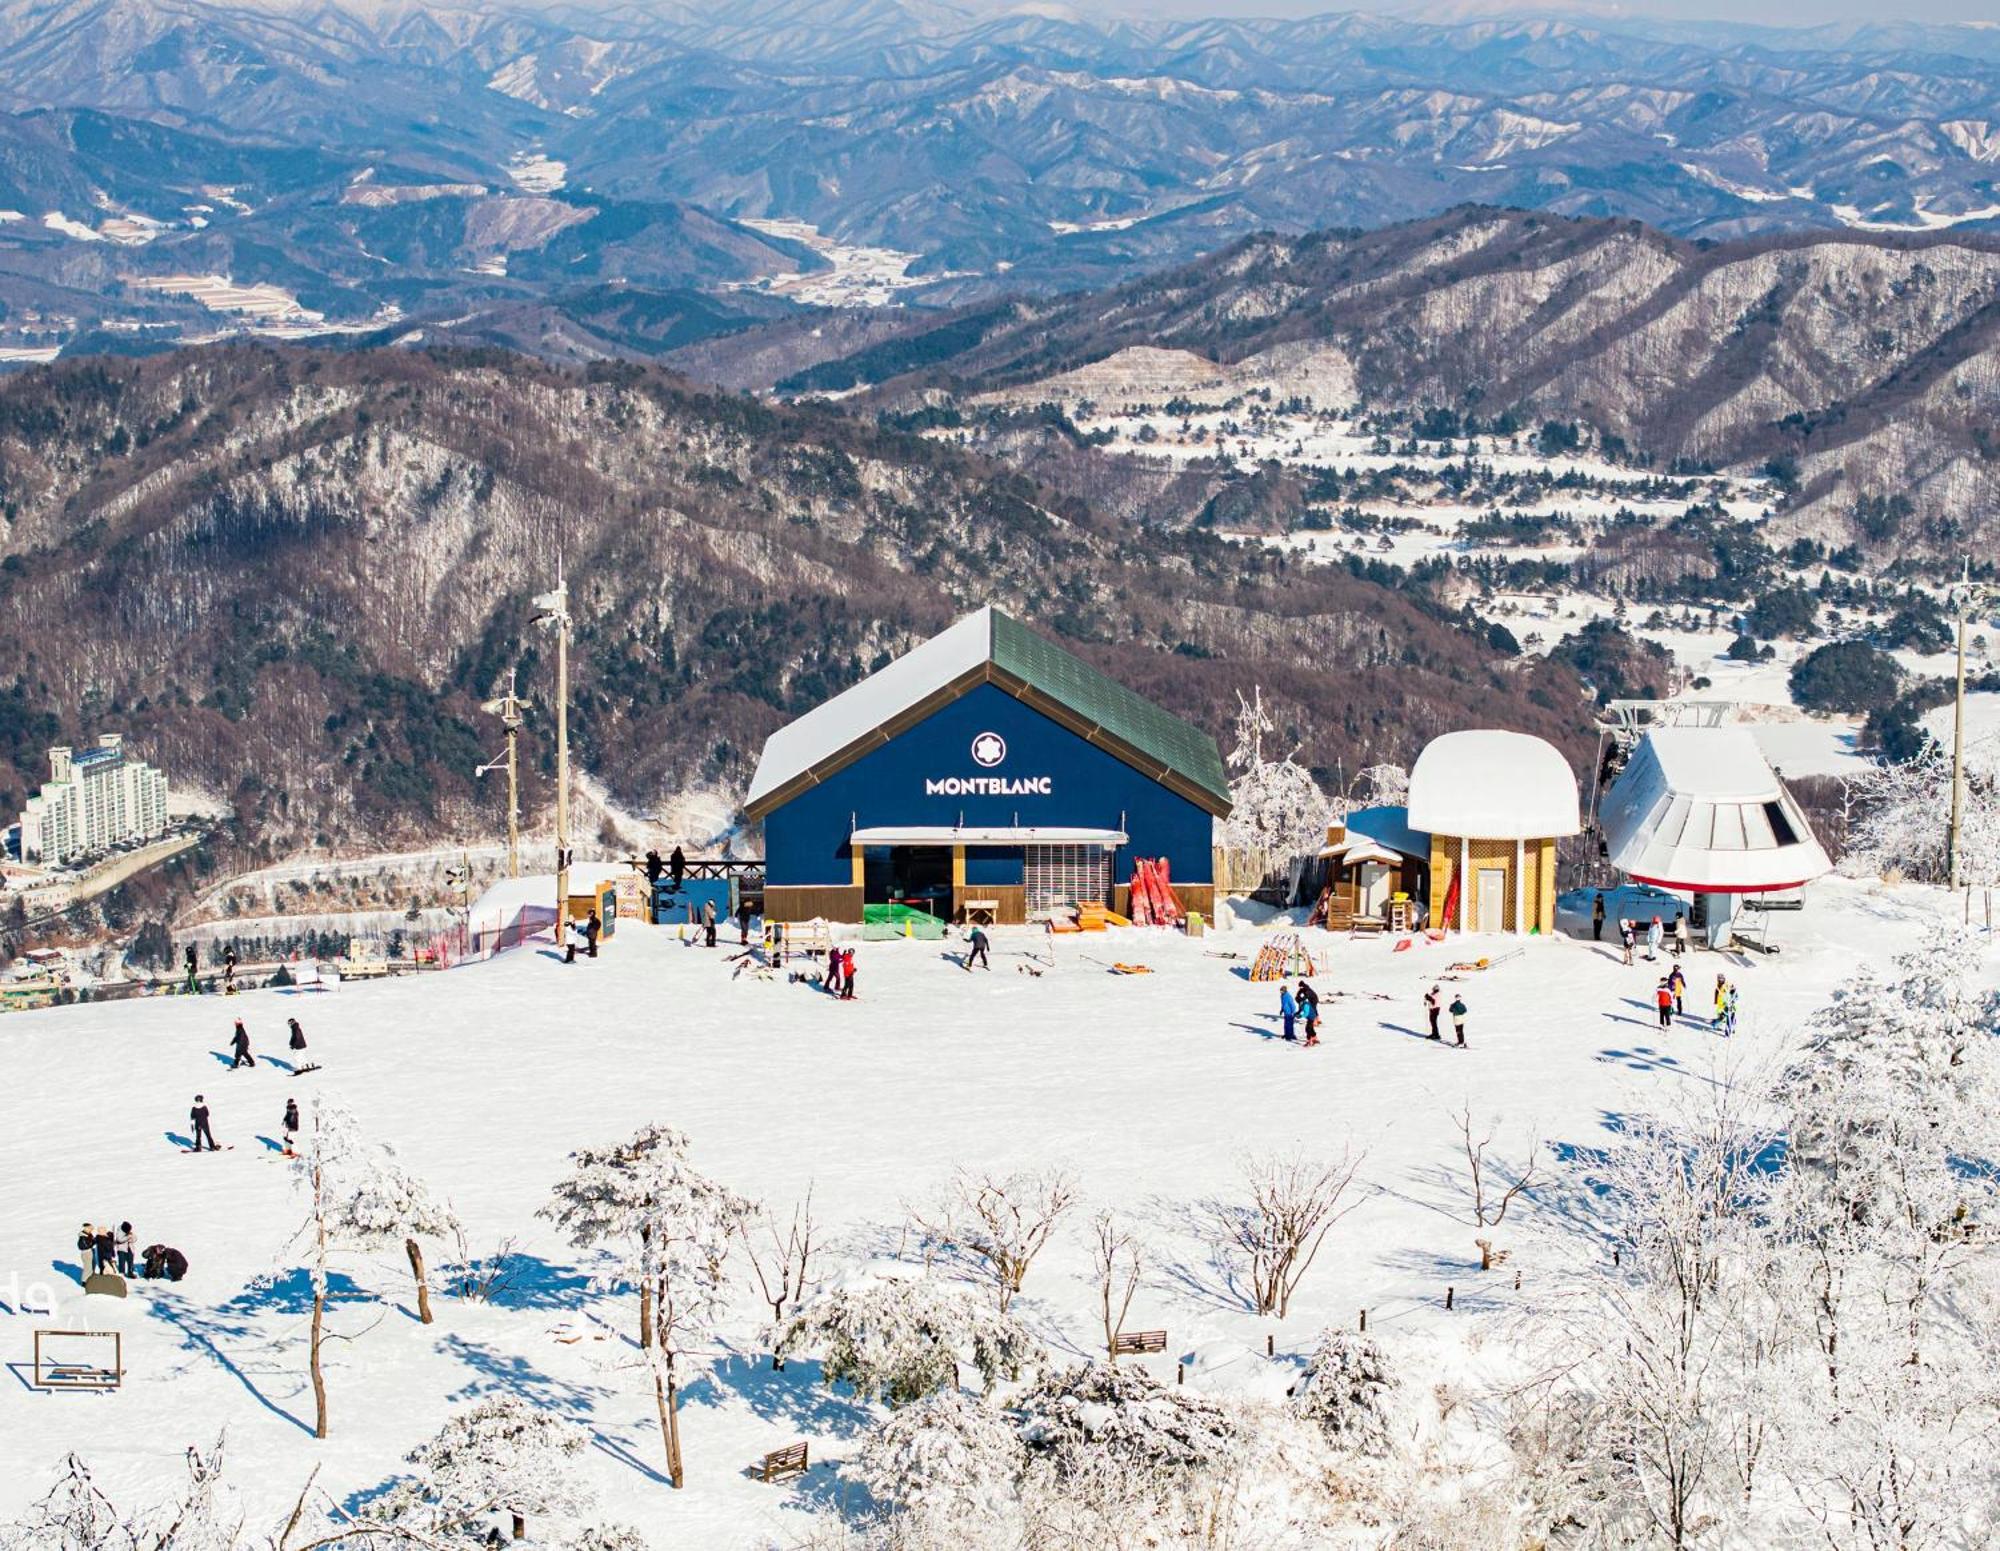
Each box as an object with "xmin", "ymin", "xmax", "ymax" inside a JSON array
[
  {"xmin": 962, "ymin": 898, "xmax": 999, "ymax": 927},
  {"xmin": 761, "ymin": 1441, "xmax": 809, "ymax": 1482},
  {"xmin": 1110, "ymin": 1329, "xmax": 1168, "ymax": 1356}
]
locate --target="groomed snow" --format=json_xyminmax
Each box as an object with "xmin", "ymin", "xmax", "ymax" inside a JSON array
[{"xmin": 0, "ymin": 878, "xmax": 1989, "ymax": 1544}]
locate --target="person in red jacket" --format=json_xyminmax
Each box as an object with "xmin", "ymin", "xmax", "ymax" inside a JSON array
[{"xmin": 1655, "ymin": 979, "xmax": 1674, "ymax": 1030}]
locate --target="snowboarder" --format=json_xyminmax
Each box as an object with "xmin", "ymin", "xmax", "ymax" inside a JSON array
[
  {"xmin": 1449, "ymin": 993, "xmax": 1468, "ymax": 1048},
  {"xmin": 701, "ymin": 899, "xmax": 717, "ymax": 949},
  {"xmin": 288, "ymin": 1016, "xmax": 307, "ymax": 1052},
  {"xmin": 839, "ymin": 947, "xmax": 857, "ymax": 1001},
  {"xmin": 738, "ymin": 900, "xmax": 753, "ymax": 946},
  {"xmin": 585, "ymin": 909, "xmax": 602, "ymax": 959},
  {"xmin": 76, "ymin": 1223, "xmax": 99, "ymax": 1277},
  {"xmin": 229, "ymin": 1019, "xmax": 255, "ymax": 1069},
  {"xmin": 1424, "ymin": 982, "xmax": 1443, "ymax": 1040},
  {"xmin": 92, "ymin": 1224, "xmax": 114, "ymax": 1276},
  {"xmin": 966, "ymin": 926, "xmax": 991, "ymax": 971},
  {"xmin": 1619, "ymin": 919, "xmax": 1635, "ymax": 966},
  {"xmin": 190, "ymin": 1095, "xmax": 219, "ymax": 1152},
  {"xmin": 1667, "ymin": 964, "xmax": 1686, "ymax": 1016},
  {"xmin": 1645, "ymin": 915, "xmax": 1663, "ymax": 961},
  {"xmin": 669, "ymin": 845, "xmax": 686, "ymax": 888},
  {"xmin": 1298, "ymin": 980, "xmax": 1321, "ymax": 1046},
  {"xmin": 1655, "ymin": 979, "xmax": 1674, "ymax": 1030},
  {"xmin": 1278, "ymin": 983, "xmax": 1298, "ymax": 1041},
  {"xmin": 282, "ymin": 1098, "xmax": 300, "ymax": 1157},
  {"xmin": 223, "ymin": 945, "xmax": 239, "ymax": 994},
  {"xmin": 1591, "ymin": 892, "xmax": 1606, "ymax": 941},
  {"xmin": 182, "ymin": 944, "xmax": 200, "ymax": 995},
  {"xmin": 116, "ymin": 1221, "xmax": 135, "ymax": 1277},
  {"xmin": 644, "ymin": 849, "xmax": 664, "ymax": 886},
  {"xmin": 1672, "ymin": 912, "xmax": 1690, "ymax": 957}
]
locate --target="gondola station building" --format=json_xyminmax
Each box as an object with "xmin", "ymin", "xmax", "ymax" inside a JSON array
[{"xmin": 744, "ymin": 608, "xmax": 1232, "ymax": 925}]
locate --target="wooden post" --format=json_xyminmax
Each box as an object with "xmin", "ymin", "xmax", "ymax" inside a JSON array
[
  {"xmin": 1265, "ymin": 1332, "xmax": 1274, "ymax": 1357},
  {"xmin": 512, "ymin": 1513, "xmax": 526, "ymax": 1540},
  {"xmin": 1445, "ymin": 1286, "xmax": 1455, "ymax": 1310},
  {"xmin": 1359, "ymin": 1308, "xmax": 1367, "ymax": 1332},
  {"xmin": 406, "ymin": 1237, "xmax": 433, "ymax": 1325},
  {"xmin": 1176, "ymin": 1361, "xmax": 1184, "ymax": 1385}
]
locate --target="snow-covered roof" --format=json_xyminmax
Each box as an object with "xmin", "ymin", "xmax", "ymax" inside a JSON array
[
  {"xmin": 1406, "ymin": 731, "xmax": 1580, "ymax": 840},
  {"xmin": 470, "ymin": 864, "xmax": 629, "ymax": 920},
  {"xmin": 744, "ymin": 606, "xmax": 1232, "ymax": 819},
  {"xmin": 1320, "ymin": 804, "xmax": 1426, "ymax": 859},
  {"xmin": 1599, "ymin": 728, "xmax": 1832, "ymax": 892}
]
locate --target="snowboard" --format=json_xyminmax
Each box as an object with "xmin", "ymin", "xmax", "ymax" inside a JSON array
[{"xmin": 292, "ymin": 1063, "xmax": 323, "ymax": 1076}]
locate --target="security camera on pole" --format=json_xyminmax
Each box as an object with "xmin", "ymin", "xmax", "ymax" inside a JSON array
[
  {"xmin": 478, "ymin": 668, "xmax": 526, "ymax": 880},
  {"xmin": 532, "ymin": 573, "xmax": 573, "ymax": 939}
]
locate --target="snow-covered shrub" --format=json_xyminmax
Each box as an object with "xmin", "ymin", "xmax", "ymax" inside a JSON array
[
  {"xmin": 852, "ymin": 1389, "xmax": 1026, "ymax": 1520},
  {"xmin": 1292, "ymin": 1330, "xmax": 1396, "ymax": 1455},
  {"xmin": 1015, "ymin": 1362, "xmax": 1239, "ymax": 1478},
  {"xmin": 362, "ymin": 1394, "xmax": 593, "ymax": 1538},
  {"xmin": 776, "ymin": 1276, "xmax": 1044, "ymax": 1405}
]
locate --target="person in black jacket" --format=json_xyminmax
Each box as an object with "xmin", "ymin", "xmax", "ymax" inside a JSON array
[
  {"xmin": 92, "ymin": 1225, "xmax": 114, "ymax": 1276},
  {"xmin": 143, "ymin": 1244, "xmax": 189, "ymax": 1281},
  {"xmin": 585, "ymin": 910, "xmax": 601, "ymax": 959},
  {"xmin": 229, "ymin": 1019, "xmax": 255, "ymax": 1069},
  {"xmin": 190, "ymin": 1095, "xmax": 219, "ymax": 1151},
  {"xmin": 669, "ymin": 845, "xmax": 686, "ymax": 888},
  {"xmin": 288, "ymin": 1017, "xmax": 307, "ymax": 1051},
  {"xmin": 77, "ymin": 1222, "xmax": 98, "ymax": 1277},
  {"xmin": 1297, "ymin": 979, "xmax": 1322, "ymax": 1047},
  {"xmin": 282, "ymin": 1098, "xmax": 300, "ymax": 1156},
  {"xmin": 737, "ymin": 900, "xmax": 752, "ymax": 946},
  {"xmin": 644, "ymin": 849, "xmax": 664, "ymax": 886},
  {"xmin": 183, "ymin": 944, "xmax": 201, "ymax": 994}
]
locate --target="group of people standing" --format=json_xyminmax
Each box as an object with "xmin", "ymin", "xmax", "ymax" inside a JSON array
[
  {"xmin": 1278, "ymin": 979, "xmax": 1323, "ymax": 1046},
  {"xmin": 1594, "ymin": 897, "xmax": 1691, "ymax": 965},
  {"xmin": 824, "ymin": 945, "xmax": 858, "ymax": 1000},
  {"xmin": 75, "ymin": 1220, "xmax": 186, "ymax": 1282}
]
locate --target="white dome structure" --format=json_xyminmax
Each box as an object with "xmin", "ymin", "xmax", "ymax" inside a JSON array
[
  {"xmin": 1407, "ymin": 731, "xmax": 1581, "ymax": 841},
  {"xmin": 1405, "ymin": 730, "xmax": 1580, "ymax": 936}
]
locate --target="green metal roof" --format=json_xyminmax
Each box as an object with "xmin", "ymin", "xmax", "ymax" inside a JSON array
[{"xmin": 989, "ymin": 611, "xmax": 1233, "ymax": 813}]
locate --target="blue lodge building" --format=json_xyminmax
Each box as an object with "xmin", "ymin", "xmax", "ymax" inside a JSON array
[{"xmin": 745, "ymin": 608, "xmax": 1233, "ymax": 924}]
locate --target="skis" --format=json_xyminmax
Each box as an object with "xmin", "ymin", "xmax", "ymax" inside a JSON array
[{"xmin": 291, "ymin": 1063, "xmax": 323, "ymax": 1077}]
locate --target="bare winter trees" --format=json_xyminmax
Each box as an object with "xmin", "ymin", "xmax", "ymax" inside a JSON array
[
  {"xmin": 1452, "ymin": 1104, "xmax": 1541, "ymax": 1270},
  {"xmin": 910, "ymin": 1166, "xmax": 1079, "ymax": 1312},
  {"xmin": 739, "ymin": 1186, "xmax": 820, "ymax": 1369},
  {"xmin": 1209, "ymin": 1147, "xmax": 1366, "ymax": 1318},
  {"xmin": 540, "ymin": 1124, "xmax": 753, "ymax": 1488},
  {"xmin": 1088, "ymin": 1211, "xmax": 1144, "ymax": 1360}
]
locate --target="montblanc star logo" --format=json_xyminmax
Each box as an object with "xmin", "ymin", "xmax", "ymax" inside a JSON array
[{"xmin": 971, "ymin": 732, "xmax": 1007, "ymax": 768}]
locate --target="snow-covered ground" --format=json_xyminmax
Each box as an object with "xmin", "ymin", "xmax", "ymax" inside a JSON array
[
  {"xmin": 730, "ymin": 219, "xmax": 949, "ymax": 309},
  {"xmin": 2, "ymin": 876, "xmax": 1987, "ymax": 1543}
]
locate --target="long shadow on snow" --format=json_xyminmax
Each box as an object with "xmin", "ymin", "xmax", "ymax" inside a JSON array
[
  {"xmin": 1594, "ymin": 1046, "xmax": 1727, "ymax": 1086},
  {"xmin": 480, "ymin": 1252, "xmax": 598, "ymax": 1313},
  {"xmin": 221, "ymin": 1267, "xmax": 373, "ymax": 1315},
  {"xmin": 1377, "ymin": 1021, "xmax": 1448, "ymax": 1044},
  {"xmin": 147, "ymin": 1289, "xmax": 315, "ymax": 1435},
  {"xmin": 1141, "ymin": 1196, "xmax": 1257, "ymax": 1316},
  {"xmin": 432, "ymin": 1333, "xmax": 668, "ymax": 1489},
  {"xmin": 50, "ymin": 1258, "xmax": 85, "ymax": 1286},
  {"xmin": 696, "ymin": 1350, "xmax": 877, "ymax": 1438},
  {"xmin": 164, "ymin": 1131, "xmax": 194, "ymax": 1150}
]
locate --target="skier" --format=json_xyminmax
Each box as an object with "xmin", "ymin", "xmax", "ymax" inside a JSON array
[
  {"xmin": 282, "ymin": 1098, "xmax": 300, "ymax": 1157},
  {"xmin": 223, "ymin": 945, "xmax": 238, "ymax": 994},
  {"xmin": 1278, "ymin": 982, "xmax": 1298, "ymax": 1042},
  {"xmin": 1712, "ymin": 975, "xmax": 1730, "ymax": 1030},
  {"xmin": 1672, "ymin": 912, "xmax": 1690, "ymax": 957},
  {"xmin": 585, "ymin": 909, "xmax": 602, "ymax": 960},
  {"xmin": 1645, "ymin": 914, "xmax": 1663, "ymax": 962},
  {"xmin": 183, "ymin": 944, "xmax": 201, "ymax": 995},
  {"xmin": 1667, "ymin": 963, "xmax": 1687, "ymax": 1017},
  {"xmin": 1449, "ymin": 992, "xmax": 1468, "ymax": 1048},
  {"xmin": 116, "ymin": 1221, "xmax": 135, "ymax": 1277},
  {"xmin": 1424, "ymin": 982, "xmax": 1443, "ymax": 1040},
  {"xmin": 737, "ymin": 899, "xmax": 753, "ymax": 947},
  {"xmin": 839, "ymin": 947, "xmax": 857, "ymax": 1001},
  {"xmin": 965, "ymin": 925, "xmax": 991, "ymax": 972},
  {"xmin": 701, "ymin": 899, "xmax": 717, "ymax": 948},
  {"xmin": 190, "ymin": 1095, "xmax": 219, "ymax": 1152},
  {"xmin": 229, "ymin": 1019, "xmax": 255, "ymax": 1069},
  {"xmin": 1591, "ymin": 892, "xmax": 1606, "ymax": 941},
  {"xmin": 669, "ymin": 845, "xmax": 686, "ymax": 888},
  {"xmin": 1654, "ymin": 979, "xmax": 1674, "ymax": 1030},
  {"xmin": 1619, "ymin": 919, "xmax": 1635, "ymax": 966},
  {"xmin": 1298, "ymin": 979, "xmax": 1321, "ymax": 1046},
  {"xmin": 92, "ymin": 1224, "xmax": 114, "ymax": 1276},
  {"xmin": 288, "ymin": 1017, "xmax": 307, "ymax": 1052}
]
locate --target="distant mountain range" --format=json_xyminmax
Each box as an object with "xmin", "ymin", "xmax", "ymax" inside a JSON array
[{"xmin": 3, "ymin": 0, "xmax": 1999, "ymax": 352}]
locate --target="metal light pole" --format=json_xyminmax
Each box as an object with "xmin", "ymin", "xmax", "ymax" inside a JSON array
[
  {"xmin": 533, "ymin": 573, "xmax": 573, "ymax": 932},
  {"xmin": 1947, "ymin": 559, "xmax": 1971, "ymax": 893},
  {"xmin": 478, "ymin": 669, "xmax": 525, "ymax": 879}
]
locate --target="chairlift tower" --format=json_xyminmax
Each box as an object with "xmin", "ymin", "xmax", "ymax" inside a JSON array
[
  {"xmin": 532, "ymin": 572, "xmax": 573, "ymax": 929},
  {"xmin": 478, "ymin": 669, "xmax": 526, "ymax": 879}
]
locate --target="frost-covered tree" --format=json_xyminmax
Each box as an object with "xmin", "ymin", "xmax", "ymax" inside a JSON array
[
  {"xmin": 775, "ymin": 1275, "xmax": 1044, "ymax": 1406},
  {"xmin": 1348, "ymin": 762, "xmax": 1409, "ymax": 812},
  {"xmin": 1016, "ymin": 1363, "xmax": 1239, "ymax": 1479},
  {"xmin": 1220, "ymin": 687, "xmax": 1331, "ymax": 857},
  {"xmin": 852, "ymin": 1389, "xmax": 1027, "ymax": 1522},
  {"xmin": 360, "ymin": 1395, "xmax": 646, "ymax": 1548},
  {"xmin": 540, "ymin": 1124, "xmax": 753, "ymax": 1487},
  {"xmin": 1292, "ymin": 1331, "xmax": 1396, "ymax": 1456},
  {"xmin": 1842, "ymin": 732, "xmax": 2000, "ymax": 887},
  {"xmin": 291, "ymin": 1099, "xmax": 452, "ymax": 1440}
]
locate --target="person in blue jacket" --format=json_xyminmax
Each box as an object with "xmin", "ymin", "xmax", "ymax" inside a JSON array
[{"xmin": 1278, "ymin": 984, "xmax": 1298, "ymax": 1042}]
